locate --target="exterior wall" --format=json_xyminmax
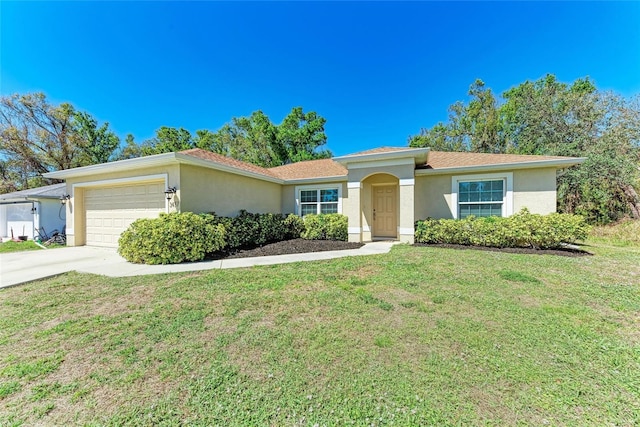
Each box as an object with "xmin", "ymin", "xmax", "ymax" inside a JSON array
[
  {"xmin": 281, "ymin": 185, "xmax": 296, "ymax": 214},
  {"xmin": 346, "ymin": 164, "xmax": 415, "ymax": 243},
  {"xmin": 40, "ymin": 199, "xmax": 66, "ymax": 237},
  {"xmin": 64, "ymin": 164, "xmax": 179, "ymax": 246},
  {"xmin": 415, "ymin": 175, "xmax": 455, "ymax": 220},
  {"xmin": 415, "ymin": 167, "xmax": 558, "ymax": 221},
  {"xmin": 513, "ymin": 168, "xmax": 557, "ymax": 214},
  {"xmin": 2, "ymin": 203, "xmax": 34, "ymax": 239},
  {"xmin": 179, "ymin": 164, "xmax": 282, "ymax": 216}
]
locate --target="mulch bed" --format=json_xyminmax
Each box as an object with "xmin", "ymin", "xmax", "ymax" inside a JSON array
[
  {"xmin": 413, "ymin": 243, "xmax": 593, "ymax": 257},
  {"xmin": 208, "ymin": 238, "xmax": 364, "ymax": 260}
]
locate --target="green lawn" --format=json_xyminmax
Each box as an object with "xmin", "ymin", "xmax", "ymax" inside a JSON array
[
  {"xmin": 0, "ymin": 238, "xmax": 639, "ymax": 426},
  {"xmin": 0, "ymin": 241, "xmax": 42, "ymax": 253}
]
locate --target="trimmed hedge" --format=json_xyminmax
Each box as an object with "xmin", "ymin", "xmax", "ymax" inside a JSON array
[
  {"xmin": 415, "ymin": 209, "xmax": 590, "ymax": 249},
  {"xmin": 118, "ymin": 212, "xmax": 226, "ymax": 264},
  {"xmin": 205, "ymin": 210, "xmax": 304, "ymax": 250},
  {"xmin": 301, "ymin": 214, "xmax": 348, "ymax": 241}
]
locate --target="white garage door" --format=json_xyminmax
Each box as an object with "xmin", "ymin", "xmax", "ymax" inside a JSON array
[{"xmin": 84, "ymin": 182, "xmax": 165, "ymax": 247}]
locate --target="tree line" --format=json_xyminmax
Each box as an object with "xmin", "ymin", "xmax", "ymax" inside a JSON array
[
  {"xmin": 409, "ymin": 74, "xmax": 640, "ymax": 223},
  {"xmin": 0, "ymin": 93, "xmax": 330, "ymax": 192},
  {"xmin": 2, "ymin": 74, "xmax": 639, "ymax": 224}
]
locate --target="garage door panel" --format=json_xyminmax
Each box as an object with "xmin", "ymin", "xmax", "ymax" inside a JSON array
[{"xmin": 85, "ymin": 182, "xmax": 165, "ymax": 247}]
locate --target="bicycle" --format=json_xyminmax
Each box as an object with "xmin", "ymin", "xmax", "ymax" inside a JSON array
[{"xmin": 44, "ymin": 226, "xmax": 66, "ymax": 246}]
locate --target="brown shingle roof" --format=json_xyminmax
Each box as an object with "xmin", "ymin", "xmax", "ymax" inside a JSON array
[
  {"xmin": 269, "ymin": 158, "xmax": 347, "ymax": 180},
  {"xmin": 180, "ymin": 148, "xmax": 278, "ymax": 178},
  {"xmin": 180, "ymin": 148, "xmax": 575, "ymax": 181},
  {"xmin": 424, "ymin": 151, "xmax": 571, "ymax": 169},
  {"xmin": 346, "ymin": 147, "xmax": 418, "ymax": 156}
]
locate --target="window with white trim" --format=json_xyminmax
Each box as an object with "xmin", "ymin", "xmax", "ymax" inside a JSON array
[
  {"xmin": 458, "ymin": 180, "xmax": 504, "ymax": 218},
  {"xmin": 451, "ymin": 172, "xmax": 513, "ymax": 219},
  {"xmin": 296, "ymin": 185, "xmax": 342, "ymax": 216},
  {"xmin": 299, "ymin": 188, "xmax": 339, "ymax": 216}
]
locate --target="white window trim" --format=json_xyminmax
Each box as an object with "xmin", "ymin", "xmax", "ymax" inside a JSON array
[
  {"xmin": 451, "ymin": 172, "xmax": 513, "ymax": 219},
  {"xmin": 295, "ymin": 184, "xmax": 342, "ymax": 216}
]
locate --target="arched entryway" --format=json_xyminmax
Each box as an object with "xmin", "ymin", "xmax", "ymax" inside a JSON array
[{"xmin": 362, "ymin": 173, "xmax": 399, "ymax": 241}]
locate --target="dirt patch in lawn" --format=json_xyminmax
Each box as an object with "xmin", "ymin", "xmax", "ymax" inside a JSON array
[
  {"xmin": 208, "ymin": 238, "xmax": 363, "ymax": 260},
  {"xmin": 414, "ymin": 243, "xmax": 592, "ymax": 257}
]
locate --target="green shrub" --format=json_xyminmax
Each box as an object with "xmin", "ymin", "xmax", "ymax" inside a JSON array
[
  {"xmin": 118, "ymin": 212, "xmax": 226, "ymax": 264},
  {"xmin": 415, "ymin": 209, "xmax": 591, "ymax": 249},
  {"xmin": 301, "ymin": 214, "xmax": 348, "ymax": 241},
  {"xmin": 205, "ymin": 210, "xmax": 304, "ymax": 250},
  {"xmin": 284, "ymin": 214, "xmax": 305, "ymax": 239}
]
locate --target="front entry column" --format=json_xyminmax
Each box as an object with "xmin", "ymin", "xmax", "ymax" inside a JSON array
[
  {"xmin": 399, "ymin": 178, "xmax": 415, "ymax": 244},
  {"xmin": 346, "ymin": 181, "xmax": 362, "ymax": 242}
]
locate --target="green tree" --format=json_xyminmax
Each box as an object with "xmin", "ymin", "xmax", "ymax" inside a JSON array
[
  {"xmin": 197, "ymin": 107, "xmax": 331, "ymax": 167},
  {"xmin": 275, "ymin": 107, "xmax": 331, "ymax": 164},
  {"xmin": 73, "ymin": 111, "xmax": 120, "ymax": 164},
  {"xmin": 114, "ymin": 134, "xmax": 143, "ymax": 160},
  {"xmin": 409, "ymin": 75, "xmax": 640, "ymax": 223},
  {"xmin": 409, "ymin": 79, "xmax": 501, "ymax": 153},
  {"xmin": 0, "ymin": 93, "xmax": 121, "ymax": 191},
  {"xmin": 140, "ymin": 127, "xmax": 195, "ymax": 156}
]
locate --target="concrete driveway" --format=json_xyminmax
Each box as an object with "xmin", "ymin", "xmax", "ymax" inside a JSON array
[
  {"xmin": 0, "ymin": 246, "xmax": 124, "ymax": 288},
  {"xmin": 0, "ymin": 242, "xmax": 396, "ymax": 289}
]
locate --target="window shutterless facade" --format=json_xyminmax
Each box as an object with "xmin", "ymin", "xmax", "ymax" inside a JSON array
[
  {"xmin": 458, "ymin": 179, "xmax": 504, "ymax": 218},
  {"xmin": 451, "ymin": 172, "xmax": 513, "ymax": 219},
  {"xmin": 296, "ymin": 185, "xmax": 341, "ymax": 216}
]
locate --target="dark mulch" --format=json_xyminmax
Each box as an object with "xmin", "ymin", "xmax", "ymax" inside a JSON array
[
  {"xmin": 208, "ymin": 238, "xmax": 364, "ymax": 260},
  {"xmin": 413, "ymin": 243, "xmax": 592, "ymax": 257}
]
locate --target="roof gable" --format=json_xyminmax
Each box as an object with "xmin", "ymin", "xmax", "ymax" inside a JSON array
[
  {"xmin": 180, "ymin": 149, "xmax": 278, "ymax": 179},
  {"xmin": 0, "ymin": 183, "xmax": 66, "ymax": 200},
  {"xmin": 423, "ymin": 151, "xmax": 575, "ymax": 169}
]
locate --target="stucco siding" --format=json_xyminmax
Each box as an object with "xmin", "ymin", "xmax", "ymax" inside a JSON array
[
  {"xmin": 179, "ymin": 165, "xmax": 282, "ymax": 216},
  {"xmin": 513, "ymin": 168, "xmax": 557, "ymax": 214},
  {"xmin": 63, "ymin": 165, "xmax": 177, "ymax": 246},
  {"xmin": 415, "ymin": 175, "xmax": 454, "ymax": 220},
  {"xmin": 281, "ymin": 185, "xmax": 296, "ymax": 214}
]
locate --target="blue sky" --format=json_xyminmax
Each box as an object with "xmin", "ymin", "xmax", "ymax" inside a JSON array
[{"xmin": 1, "ymin": 1, "xmax": 639, "ymax": 157}]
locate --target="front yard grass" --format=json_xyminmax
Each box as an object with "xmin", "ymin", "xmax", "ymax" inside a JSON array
[
  {"xmin": 0, "ymin": 241, "xmax": 42, "ymax": 253},
  {"xmin": 0, "ymin": 237, "xmax": 639, "ymax": 425}
]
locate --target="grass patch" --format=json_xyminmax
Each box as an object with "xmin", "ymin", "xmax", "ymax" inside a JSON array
[
  {"xmin": 590, "ymin": 219, "xmax": 640, "ymax": 246},
  {"xmin": 0, "ymin": 237, "xmax": 639, "ymax": 425},
  {"xmin": 0, "ymin": 241, "xmax": 42, "ymax": 253},
  {"xmin": 498, "ymin": 270, "xmax": 541, "ymax": 284}
]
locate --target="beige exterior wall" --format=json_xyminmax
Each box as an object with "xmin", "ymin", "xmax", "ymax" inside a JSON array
[
  {"xmin": 179, "ymin": 165, "xmax": 282, "ymax": 216},
  {"xmin": 415, "ymin": 167, "xmax": 558, "ymax": 221},
  {"xmin": 60, "ymin": 158, "xmax": 559, "ymax": 247},
  {"xmin": 281, "ymin": 185, "xmax": 296, "ymax": 214},
  {"xmin": 513, "ymin": 168, "xmax": 557, "ymax": 214},
  {"xmin": 64, "ymin": 164, "xmax": 179, "ymax": 246},
  {"xmin": 415, "ymin": 174, "xmax": 454, "ymax": 220}
]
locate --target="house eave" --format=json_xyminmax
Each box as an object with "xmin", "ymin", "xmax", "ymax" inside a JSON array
[
  {"xmin": 415, "ymin": 158, "xmax": 586, "ymax": 176},
  {"xmin": 174, "ymin": 154, "xmax": 284, "ymax": 184},
  {"xmin": 42, "ymin": 152, "xmax": 284, "ymax": 184},
  {"xmin": 42, "ymin": 153, "xmax": 179, "ymax": 180},
  {"xmin": 334, "ymin": 148, "xmax": 429, "ymax": 166},
  {"xmin": 282, "ymin": 175, "xmax": 348, "ymax": 185}
]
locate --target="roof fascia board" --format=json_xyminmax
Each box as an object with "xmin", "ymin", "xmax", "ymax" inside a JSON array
[
  {"xmin": 334, "ymin": 148, "xmax": 429, "ymax": 165},
  {"xmin": 345, "ymin": 157, "xmax": 416, "ymax": 170},
  {"xmin": 415, "ymin": 158, "xmax": 586, "ymax": 176},
  {"xmin": 281, "ymin": 176, "xmax": 348, "ymax": 185},
  {"xmin": 42, "ymin": 152, "xmax": 178, "ymax": 179},
  {"xmin": 175, "ymin": 154, "xmax": 284, "ymax": 184}
]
